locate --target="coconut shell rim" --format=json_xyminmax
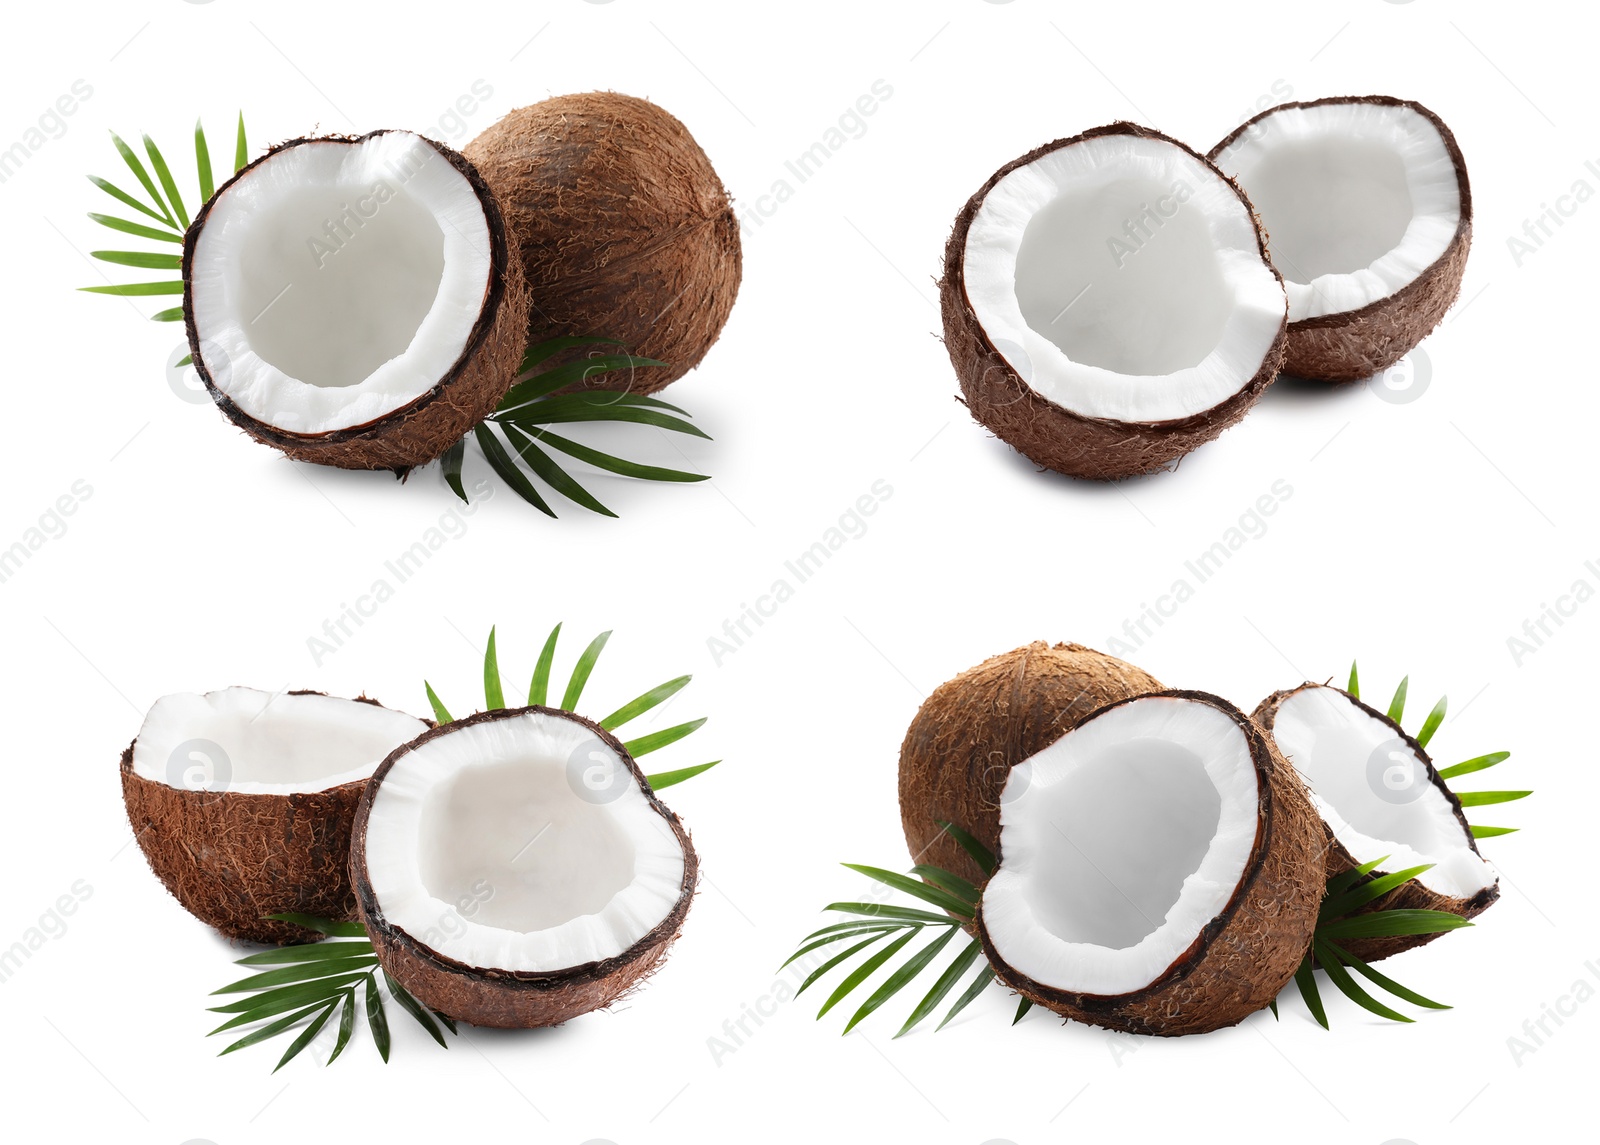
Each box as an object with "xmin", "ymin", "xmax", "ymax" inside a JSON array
[
  {"xmin": 350, "ymin": 704, "xmax": 698, "ymax": 993},
  {"xmin": 181, "ymin": 130, "xmax": 517, "ymax": 450},
  {"xmin": 1207, "ymin": 94, "xmax": 1474, "ymax": 336},
  {"xmin": 976, "ymin": 689, "xmax": 1285, "ymax": 1013},
  {"xmin": 1253, "ymin": 680, "xmax": 1500, "ymax": 919},
  {"xmin": 946, "ymin": 120, "xmax": 1290, "ymax": 436}
]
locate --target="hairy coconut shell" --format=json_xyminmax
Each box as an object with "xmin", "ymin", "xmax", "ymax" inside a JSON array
[
  {"xmin": 977, "ymin": 690, "xmax": 1325, "ymax": 1036},
  {"xmin": 898, "ymin": 642, "xmax": 1163, "ymax": 884},
  {"xmin": 351, "ymin": 706, "xmax": 698, "ymax": 1028},
  {"xmin": 120, "ymin": 692, "xmax": 418, "ymax": 945},
  {"xmin": 183, "ymin": 132, "xmax": 529, "ymax": 473},
  {"xmin": 464, "ymin": 92, "xmax": 741, "ymax": 394},
  {"xmin": 941, "ymin": 123, "xmax": 1287, "ymax": 480},
  {"xmin": 1210, "ymin": 96, "xmax": 1472, "ymax": 383},
  {"xmin": 1254, "ymin": 683, "xmax": 1499, "ymax": 961}
]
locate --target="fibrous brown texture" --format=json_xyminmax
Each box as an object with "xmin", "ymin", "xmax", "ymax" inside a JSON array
[
  {"xmin": 119, "ymin": 692, "xmax": 410, "ymax": 945},
  {"xmin": 1254, "ymin": 683, "xmax": 1499, "ymax": 962},
  {"xmin": 351, "ymin": 706, "xmax": 698, "ymax": 1028},
  {"xmin": 1210, "ymin": 96, "xmax": 1472, "ymax": 383},
  {"xmin": 977, "ymin": 690, "xmax": 1325, "ymax": 1036},
  {"xmin": 940, "ymin": 122, "xmax": 1287, "ymax": 480},
  {"xmin": 183, "ymin": 132, "xmax": 529, "ymax": 473},
  {"xmin": 464, "ymin": 92, "xmax": 741, "ymax": 394},
  {"xmin": 898, "ymin": 641, "xmax": 1163, "ymax": 884}
]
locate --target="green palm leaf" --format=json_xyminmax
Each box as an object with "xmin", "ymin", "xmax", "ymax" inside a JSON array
[
  {"xmin": 438, "ymin": 334, "xmax": 713, "ymax": 518},
  {"xmin": 483, "ymin": 626, "xmax": 504, "ymax": 709},
  {"xmin": 896, "ymin": 939, "xmax": 983, "ymax": 1038},
  {"xmin": 84, "ymin": 117, "xmax": 246, "ymax": 321},
  {"xmin": 1415, "ymin": 695, "xmax": 1447, "ymax": 748},
  {"xmin": 644, "ymin": 761, "xmax": 720, "ymax": 790},
  {"xmin": 623, "ymin": 718, "xmax": 707, "ymax": 758},
  {"xmin": 1387, "ymin": 675, "xmax": 1408, "ymax": 724},
  {"xmin": 843, "ymin": 927, "xmax": 959, "ymax": 1033},
  {"xmin": 935, "ymin": 820, "xmax": 997, "ymax": 877},
  {"xmin": 1438, "ymin": 751, "xmax": 1511, "ymax": 780},
  {"xmin": 562, "ymin": 630, "xmax": 611, "ymax": 710},
  {"xmin": 601, "ymin": 675, "xmax": 691, "ymax": 730},
  {"xmin": 935, "ymin": 964, "xmax": 996, "ymax": 1031},
  {"xmin": 841, "ymin": 864, "xmax": 973, "ymax": 918},
  {"xmin": 528, "ymin": 623, "xmax": 561, "ymax": 706}
]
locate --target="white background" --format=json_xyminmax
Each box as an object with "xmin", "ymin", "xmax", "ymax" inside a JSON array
[{"xmin": 0, "ymin": 1, "xmax": 1592, "ymax": 1142}]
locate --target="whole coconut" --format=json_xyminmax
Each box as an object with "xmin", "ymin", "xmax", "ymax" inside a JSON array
[
  {"xmin": 464, "ymin": 92, "xmax": 741, "ymax": 393},
  {"xmin": 899, "ymin": 642, "xmax": 1163, "ymax": 884}
]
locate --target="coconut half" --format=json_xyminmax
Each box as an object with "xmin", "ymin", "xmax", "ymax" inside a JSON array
[
  {"xmin": 899, "ymin": 642, "xmax": 1162, "ymax": 884},
  {"xmin": 183, "ymin": 130, "xmax": 529, "ymax": 471},
  {"xmin": 1210, "ymin": 97, "xmax": 1471, "ymax": 382},
  {"xmin": 941, "ymin": 123, "xmax": 1288, "ymax": 480},
  {"xmin": 121, "ymin": 687, "xmax": 429, "ymax": 943},
  {"xmin": 351, "ymin": 706, "xmax": 696, "ymax": 1028},
  {"xmin": 1254, "ymin": 683, "xmax": 1497, "ymax": 960},
  {"xmin": 977, "ymin": 691, "xmax": 1322, "ymax": 1035},
  {"xmin": 465, "ymin": 92, "xmax": 741, "ymax": 394}
]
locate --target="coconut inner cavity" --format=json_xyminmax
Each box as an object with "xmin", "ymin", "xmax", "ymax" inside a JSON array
[
  {"xmin": 983, "ymin": 696, "xmax": 1260, "ymax": 996},
  {"xmin": 234, "ymin": 185, "xmax": 446, "ymax": 390},
  {"xmin": 418, "ymin": 757, "xmax": 638, "ymax": 932},
  {"xmin": 188, "ymin": 131, "xmax": 493, "ymax": 434},
  {"xmin": 1240, "ymin": 139, "xmax": 1412, "ymax": 281},
  {"xmin": 1015, "ymin": 176, "xmax": 1231, "ymax": 377},
  {"xmin": 1269, "ymin": 686, "xmax": 1494, "ymax": 899},
  {"xmin": 362, "ymin": 709, "xmax": 686, "ymax": 973},
  {"xmin": 1023, "ymin": 738, "xmax": 1222, "ymax": 948}
]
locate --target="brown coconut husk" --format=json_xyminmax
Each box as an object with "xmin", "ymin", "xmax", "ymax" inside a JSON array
[
  {"xmin": 1209, "ymin": 96, "xmax": 1472, "ymax": 383},
  {"xmin": 1254, "ymin": 683, "xmax": 1499, "ymax": 962},
  {"xmin": 940, "ymin": 123, "xmax": 1287, "ymax": 480},
  {"xmin": 464, "ymin": 92, "xmax": 741, "ymax": 394},
  {"xmin": 351, "ymin": 706, "xmax": 697, "ymax": 1028},
  {"xmin": 976, "ymin": 690, "xmax": 1325, "ymax": 1036},
  {"xmin": 898, "ymin": 642, "xmax": 1163, "ymax": 885},
  {"xmin": 182, "ymin": 132, "xmax": 529, "ymax": 473},
  {"xmin": 120, "ymin": 692, "xmax": 419, "ymax": 945}
]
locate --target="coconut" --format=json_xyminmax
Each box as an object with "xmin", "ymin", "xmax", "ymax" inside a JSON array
[
  {"xmin": 120, "ymin": 688, "xmax": 430, "ymax": 944},
  {"xmin": 898, "ymin": 642, "xmax": 1163, "ymax": 884},
  {"xmin": 464, "ymin": 92, "xmax": 741, "ymax": 394},
  {"xmin": 183, "ymin": 130, "xmax": 529, "ymax": 471},
  {"xmin": 941, "ymin": 123, "xmax": 1288, "ymax": 480},
  {"xmin": 1254, "ymin": 683, "xmax": 1497, "ymax": 961},
  {"xmin": 351, "ymin": 705, "xmax": 697, "ymax": 1028},
  {"xmin": 1209, "ymin": 96, "xmax": 1471, "ymax": 382},
  {"xmin": 976, "ymin": 691, "xmax": 1324, "ymax": 1036}
]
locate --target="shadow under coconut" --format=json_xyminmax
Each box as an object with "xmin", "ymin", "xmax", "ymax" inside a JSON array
[{"xmin": 1257, "ymin": 371, "xmax": 1374, "ymax": 410}]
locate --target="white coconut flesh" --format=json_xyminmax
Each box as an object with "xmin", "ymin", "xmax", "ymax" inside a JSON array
[
  {"xmin": 983, "ymin": 696, "xmax": 1260, "ymax": 997},
  {"xmin": 189, "ymin": 131, "xmax": 493, "ymax": 435},
  {"xmin": 1269, "ymin": 686, "xmax": 1494, "ymax": 899},
  {"xmin": 961, "ymin": 132, "xmax": 1284, "ymax": 424},
  {"xmin": 1212, "ymin": 102, "xmax": 1461, "ymax": 322},
  {"xmin": 362, "ymin": 710, "xmax": 686, "ymax": 974},
  {"xmin": 130, "ymin": 687, "xmax": 428, "ymax": 795}
]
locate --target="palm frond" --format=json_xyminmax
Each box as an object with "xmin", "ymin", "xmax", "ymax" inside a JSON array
[
  {"xmin": 423, "ymin": 624, "xmax": 716, "ymax": 793},
  {"xmin": 441, "ymin": 337, "xmax": 711, "ymax": 518},
  {"xmin": 782, "ymin": 840, "xmax": 1027, "ymax": 1038},
  {"xmin": 83, "ymin": 115, "xmax": 247, "ymax": 319},
  {"xmin": 207, "ymin": 914, "xmax": 452, "ymax": 1069}
]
